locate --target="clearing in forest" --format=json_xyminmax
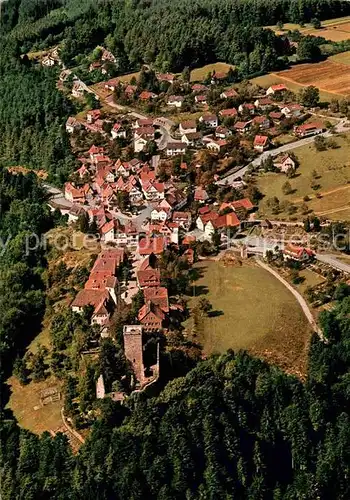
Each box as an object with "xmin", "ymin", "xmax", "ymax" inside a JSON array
[{"xmin": 185, "ymin": 260, "xmax": 311, "ymax": 377}]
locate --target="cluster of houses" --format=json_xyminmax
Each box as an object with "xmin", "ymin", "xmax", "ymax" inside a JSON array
[
  {"xmin": 64, "ymin": 139, "xmax": 189, "ymax": 237},
  {"xmin": 71, "ymin": 247, "xmax": 125, "ymax": 332},
  {"xmin": 69, "ymin": 245, "xmax": 161, "ymax": 396},
  {"xmin": 195, "ymin": 198, "xmax": 254, "ymax": 238},
  {"xmin": 40, "ymin": 47, "xmax": 61, "ymax": 67}
]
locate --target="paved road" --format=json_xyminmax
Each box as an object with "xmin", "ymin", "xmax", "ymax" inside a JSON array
[
  {"xmin": 256, "ymin": 259, "xmax": 325, "ymax": 340},
  {"xmin": 217, "ymin": 119, "xmax": 349, "ymax": 186},
  {"xmin": 316, "ymin": 253, "xmax": 350, "ymax": 274},
  {"xmin": 103, "ymin": 96, "xmax": 175, "ymax": 150}
]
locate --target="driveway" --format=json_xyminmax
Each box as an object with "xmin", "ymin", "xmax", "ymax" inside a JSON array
[{"xmin": 315, "ymin": 253, "xmax": 350, "ymax": 274}]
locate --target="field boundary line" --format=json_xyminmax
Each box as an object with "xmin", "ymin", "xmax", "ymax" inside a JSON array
[
  {"xmin": 293, "ymin": 184, "xmax": 350, "ymax": 204},
  {"xmin": 271, "ymin": 71, "xmax": 347, "ymax": 97},
  {"xmin": 255, "ymin": 259, "xmax": 326, "ymax": 342}
]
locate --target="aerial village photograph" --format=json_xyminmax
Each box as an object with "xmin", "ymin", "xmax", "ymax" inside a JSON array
[{"xmin": 0, "ymin": 0, "xmax": 350, "ymax": 498}]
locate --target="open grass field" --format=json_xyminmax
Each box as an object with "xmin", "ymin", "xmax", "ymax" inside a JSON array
[
  {"xmin": 257, "ymin": 133, "xmax": 350, "ymax": 219},
  {"xmin": 249, "ymin": 72, "xmax": 341, "ymax": 102},
  {"xmin": 297, "ymin": 269, "xmax": 326, "ymax": 294},
  {"xmin": 308, "ymin": 187, "xmax": 350, "ymax": 220},
  {"xmin": 275, "ymin": 61, "xmax": 350, "ymax": 98},
  {"xmin": 190, "ymin": 62, "xmax": 234, "ymax": 82},
  {"xmin": 185, "ymin": 260, "xmax": 311, "ymax": 377},
  {"xmin": 268, "ymin": 16, "xmax": 350, "ymax": 41},
  {"xmin": 7, "ymin": 376, "xmax": 63, "ymax": 435},
  {"xmin": 117, "ymin": 71, "xmax": 140, "ymax": 83},
  {"xmin": 330, "ymin": 50, "xmax": 350, "ymax": 65}
]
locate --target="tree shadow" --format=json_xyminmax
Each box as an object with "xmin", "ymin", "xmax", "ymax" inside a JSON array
[
  {"xmin": 208, "ymin": 309, "xmax": 224, "ymax": 318},
  {"xmin": 190, "ymin": 285, "xmax": 209, "ymax": 296}
]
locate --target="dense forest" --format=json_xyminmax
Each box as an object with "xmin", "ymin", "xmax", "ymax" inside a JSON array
[
  {"xmin": 1, "ymin": 293, "xmax": 350, "ymax": 498},
  {"xmin": 1, "ymin": 0, "xmax": 349, "ymax": 179},
  {"xmin": 1, "ymin": 1, "xmax": 350, "ymax": 498},
  {"xmin": 0, "ymin": 54, "xmax": 77, "ymax": 183},
  {"xmin": 2, "ymin": 0, "xmax": 350, "ymax": 72},
  {"xmin": 0, "ymin": 170, "xmax": 54, "ymax": 384}
]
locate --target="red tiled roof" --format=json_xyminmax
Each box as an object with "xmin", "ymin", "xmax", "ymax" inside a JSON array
[
  {"xmin": 139, "ymin": 253, "xmax": 159, "ymax": 271},
  {"xmin": 254, "ymin": 135, "xmax": 268, "ymax": 146},
  {"xmin": 180, "ymin": 120, "xmax": 196, "ymax": 129},
  {"xmin": 214, "ymin": 212, "xmax": 240, "ymax": 228},
  {"xmin": 222, "ymin": 88, "xmax": 238, "ymax": 97},
  {"xmin": 138, "ymin": 301, "xmax": 165, "ymax": 322},
  {"xmin": 219, "ymin": 108, "xmax": 237, "ymax": 117},
  {"xmin": 144, "ymin": 287, "xmax": 169, "ymax": 312},
  {"xmin": 284, "ymin": 244, "xmax": 314, "ymax": 258},
  {"xmin": 139, "ymin": 91, "xmax": 157, "ymax": 100},
  {"xmin": 234, "ymin": 121, "xmax": 250, "ymax": 130},
  {"xmin": 71, "ymin": 289, "xmax": 109, "ymax": 309},
  {"xmin": 137, "ymin": 269, "xmax": 161, "ymax": 287},
  {"xmin": 230, "ymin": 198, "xmax": 254, "ymax": 210},
  {"xmin": 182, "ymin": 235, "xmax": 196, "ymax": 245},
  {"xmin": 139, "ymin": 236, "xmax": 166, "ymax": 255},
  {"xmin": 270, "ymin": 84, "xmax": 287, "ymax": 91},
  {"xmin": 194, "ymin": 187, "xmax": 209, "ymax": 201},
  {"xmin": 295, "ymin": 122, "xmax": 324, "ymax": 133},
  {"xmin": 253, "ymin": 115, "xmax": 268, "ymax": 124}
]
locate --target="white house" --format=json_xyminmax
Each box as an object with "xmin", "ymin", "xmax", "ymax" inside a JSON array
[
  {"xmin": 41, "ymin": 55, "xmax": 56, "ymax": 67},
  {"xmin": 111, "ymin": 123, "xmax": 127, "ymax": 139},
  {"xmin": 179, "ymin": 120, "xmax": 197, "ymax": 135},
  {"xmin": 72, "ymin": 81, "xmax": 85, "ymax": 98},
  {"xmin": 203, "ymin": 136, "xmax": 227, "ymax": 152},
  {"xmin": 199, "ymin": 114, "xmax": 218, "ymax": 128},
  {"xmin": 167, "ymin": 95, "xmax": 184, "ymax": 108},
  {"xmin": 134, "ymin": 136, "xmax": 148, "ymax": 153},
  {"xmin": 274, "ymin": 155, "xmax": 296, "ymax": 173},
  {"xmin": 181, "ymin": 132, "xmax": 202, "ymax": 146},
  {"xmin": 129, "ymin": 186, "xmax": 144, "ymax": 205},
  {"xmin": 166, "ymin": 142, "xmax": 187, "ymax": 157},
  {"xmin": 266, "ymin": 84, "xmax": 288, "ymax": 96},
  {"xmin": 281, "ymin": 104, "xmax": 303, "ymax": 118},
  {"xmin": 65, "ymin": 117, "xmax": 81, "ymax": 134},
  {"xmin": 151, "ymin": 207, "xmax": 169, "ymax": 222}
]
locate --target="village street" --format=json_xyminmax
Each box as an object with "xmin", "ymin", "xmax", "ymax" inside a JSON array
[{"xmin": 217, "ymin": 118, "xmax": 350, "ymax": 186}]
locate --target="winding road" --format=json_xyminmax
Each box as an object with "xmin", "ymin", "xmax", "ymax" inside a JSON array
[
  {"xmin": 217, "ymin": 118, "xmax": 349, "ymax": 186},
  {"xmin": 255, "ymin": 259, "xmax": 325, "ymax": 341}
]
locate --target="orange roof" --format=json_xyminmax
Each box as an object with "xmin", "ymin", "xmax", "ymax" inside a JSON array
[
  {"xmin": 284, "ymin": 244, "xmax": 314, "ymax": 257},
  {"xmin": 182, "ymin": 235, "xmax": 196, "ymax": 245},
  {"xmin": 219, "ymin": 108, "xmax": 237, "ymax": 116},
  {"xmin": 137, "ymin": 269, "xmax": 161, "ymax": 287},
  {"xmin": 144, "ymin": 287, "xmax": 169, "ymax": 312},
  {"xmin": 254, "ymin": 135, "xmax": 268, "ymax": 146},
  {"xmin": 138, "ymin": 301, "xmax": 165, "ymax": 322},
  {"xmin": 270, "ymin": 84, "xmax": 287, "ymax": 91},
  {"xmin": 139, "ymin": 236, "xmax": 166, "ymax": 255},
  {"xmin": 71, "ymin": 289, "xmax": 109, "ymax": 309},
  {"xmin": 214, "ymin": 212, "xmax": 240, "ymax": 228},
  {"xmin": 231, "ymin": 198, "xmax": 254, "ymax": 210},
  {"xmin": 100, "ymin": 220, "xmax": 115, "ymax": 234},
  {"xmin": 139, "ymin": 91, "xmax": 157, "ymax": 100}
]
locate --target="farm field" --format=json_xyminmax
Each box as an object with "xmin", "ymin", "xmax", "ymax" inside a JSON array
[
  {"xmin": 185, "ymin": 260, "xmax": 311, "ymax": 376},
  {"xmin": 250, "ymin": 72, "xmax": 341, "ymax": 102},
  {"xmin": 275, "ymin": 61, "xmax": 350, "ymax": 98},
  {"xmin": 190, "ymin": 62, "xmax": 234, "ymax": 82},
  {"xmin": 268, "ymin": 16, "xmax": 350, "ymax": 41},
  {"xmin": 330, "ymin": 50, "xmax": 350, "ymax": 65},
  {"xmin": 257, "ymin": 133, "xmax": 350, "ymax": 219}
]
